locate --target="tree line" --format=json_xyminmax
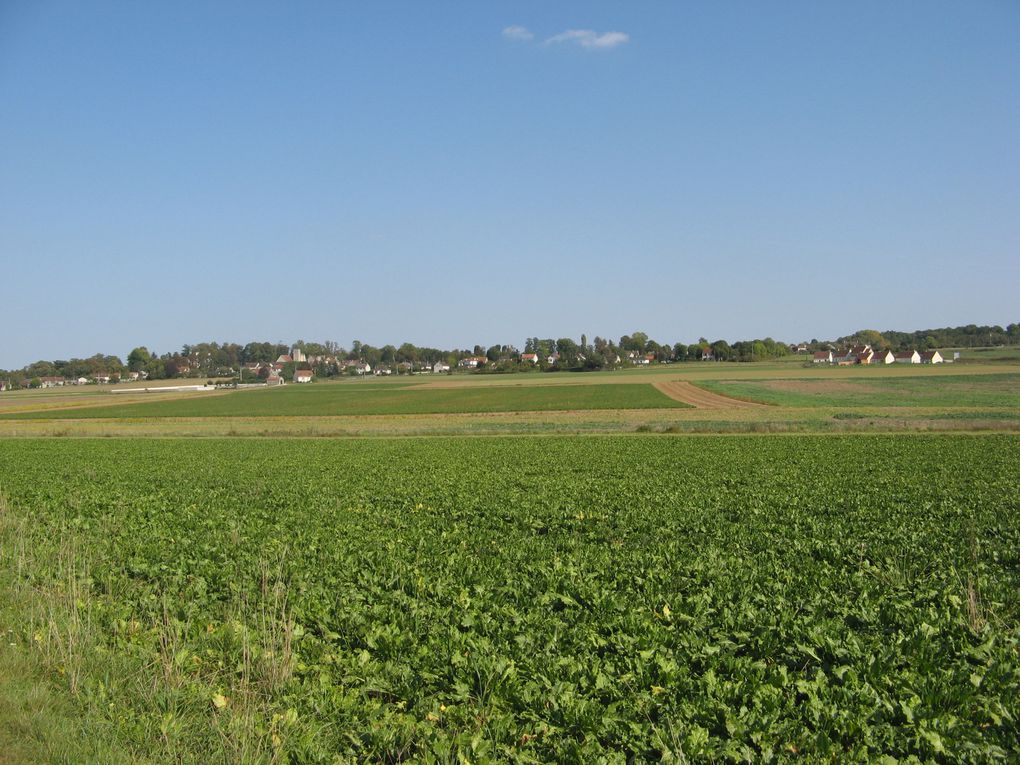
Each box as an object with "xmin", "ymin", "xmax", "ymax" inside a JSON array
[
  {"xmin": 2, "ymin": 322, "xmax": 1017, "ymax": 385},
  {"xmin": 1, "ymin": 333, "xmax": 791, "ymax": 384},
  {"xmin": 835, "ymin": 324, "xmax": 1020, "ymax": 353}
]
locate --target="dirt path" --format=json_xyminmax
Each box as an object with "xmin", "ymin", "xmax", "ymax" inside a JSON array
[{"xmin": 653, "ymin": 381, "xmax": 768, "ymax": 409}]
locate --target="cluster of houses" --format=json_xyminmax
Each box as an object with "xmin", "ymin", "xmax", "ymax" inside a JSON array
[
  {"xmin": 243, "ymin": 348, "xmax": 456, "ymax": 385},
  {"xmin": 812, "ymin": 345, "xmax": 946, "ymax": 366},
  {"xmin": 10, "ymin": 371, "xmax": 149, "ymax": 389}
]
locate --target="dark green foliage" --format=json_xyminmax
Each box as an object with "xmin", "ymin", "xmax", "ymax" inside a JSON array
[
  {"xmin": 0, "ymin": 436, "xmax": 1017, "ymax": 761},
  {"xmin": 0, "ymin": 383, "xmax": 688, "ymax": 419}
]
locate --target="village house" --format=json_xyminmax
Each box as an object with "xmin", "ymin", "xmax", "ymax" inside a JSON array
[
  {"xmin": 872, "ymin": 349, "xmax": 895, "ymax": 365},
  {"xmin": 520, "ymin": 353, "xmax": 539, "ymax": 364},
  {"xmin": 292, "ymin": 369, "xmax": 313, "ymax": 383},
  {"xmin": 39, "ymin": 376, "xmax": 65, "ymax": 388},
  {"xmin": 812, "ymin": 351, "xmax": 833, "ymax": 364},
  {"xmin": 894, "ymin": 351, "xmax": 921, "ymax": 364},
  {"xmin": 919, "ymin": 351, "xmax": 944, "ymax": 364},
  {"xmin": 852, "ymin": 345, "xmax": 874, "ymax": 364},
  {"xmin": 433, "ymin": 361, "xmax": 450, "ymax": 374},
  {"xmin": 266, "ymin": 373, "xmax": 284, "ymax": 386},
  {"xmin": 0, "ymin": 380, "xmax": 10, "ymax": 392},
  {"xmin": 93, "ymin": 372, "xmax": 112, "ymax": 384},
  {"xmin": 833, "ymin": 345, "xmax": 873, "ymax": 364},
  {"xmin": 276, "ymin": 354, "xmax": 293, "ymax": 364},
  {"xmin": 374, "ymin": 366, "xmax": 392, "ymax": 376},
  {"xmin": 457, "ymin": 356, "xmax": 487, "ymax": 369}
]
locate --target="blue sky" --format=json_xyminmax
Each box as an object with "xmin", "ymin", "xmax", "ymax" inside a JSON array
[{"xmin": 2, "ymin": 1, "xmax": 1018, "ymax": 366}]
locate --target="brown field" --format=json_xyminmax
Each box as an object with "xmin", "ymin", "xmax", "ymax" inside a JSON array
[{"xmin": 653, "ymin": 380, "xmax": 768, "ymax": 409}]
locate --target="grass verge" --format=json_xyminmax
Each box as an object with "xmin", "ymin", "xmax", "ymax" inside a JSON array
[{"xmin": 0, "ymin": 491, "xmax": 305, "ymax": 764}]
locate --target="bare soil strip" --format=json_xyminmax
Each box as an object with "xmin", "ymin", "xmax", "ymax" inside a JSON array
[{"xmin": 653, "ymin": 381, "xmax": 768, "ymax": 409}]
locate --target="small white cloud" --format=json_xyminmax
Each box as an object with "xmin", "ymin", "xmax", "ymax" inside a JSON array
[
  {"xmin": 502, "ymin": 25, "xmax": 534, "ymax": 42},
  {"xmin": 545, "ymin": 29, "xmax": 629, "ymax": 50}
]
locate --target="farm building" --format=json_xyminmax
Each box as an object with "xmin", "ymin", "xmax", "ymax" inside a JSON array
[
  {"xmin": 293, "ymin": 369, "xmax": 313, "ymax": 383},
  {"xmin": 433, "ymin": 361, "xmax": 450, "ymax": 373}
]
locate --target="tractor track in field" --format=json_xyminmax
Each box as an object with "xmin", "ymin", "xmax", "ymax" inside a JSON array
[{"xmin": 653, "ymin": 380, "xmax": 769, "ymax": 410}]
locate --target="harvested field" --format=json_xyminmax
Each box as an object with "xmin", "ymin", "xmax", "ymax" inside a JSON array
[{"xmin": 653, "ymin": 380, "xmax": 767, "ymax": 409}]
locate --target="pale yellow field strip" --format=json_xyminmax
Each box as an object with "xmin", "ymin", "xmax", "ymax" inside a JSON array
[{"xmin": 652, "ymin": 381, "xmax": 769, "ymax": 410}]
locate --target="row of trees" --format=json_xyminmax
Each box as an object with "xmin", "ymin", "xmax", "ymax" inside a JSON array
[
  {"xmin": 3, "ymin": 323, "xmax": 1017, "ymax": 385},
  {"xmin": 1, "ymin": 332, "xmax": 790, "ymax": 384},
  {"xmin": 835, "ymin": 324, "xmax": 1020, "ymax": 353}
]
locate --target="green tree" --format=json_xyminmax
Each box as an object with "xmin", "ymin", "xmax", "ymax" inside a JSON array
[{"xmin": 127, "ymin": 347, "xmax": 152, "ymax": 372}]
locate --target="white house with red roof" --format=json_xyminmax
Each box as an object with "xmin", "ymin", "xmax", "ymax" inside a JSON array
[{"xmin": 293, "ymin": 369, "xmax": 313, "ymax": 383}]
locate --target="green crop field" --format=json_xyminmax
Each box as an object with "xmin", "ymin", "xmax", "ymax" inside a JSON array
[
  {"xmin": 697, "ymin": 373, "xmax": 1020, "ymax": 409},
  {"xmin": 1, "ymin": 436, "xmax": 1018, "ymax": 762},
  {"xmin": 0, "ymin": 382, "xmax": 688, "ymax": 419}
]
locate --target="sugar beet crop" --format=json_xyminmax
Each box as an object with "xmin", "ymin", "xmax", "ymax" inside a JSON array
[{"xmin": 0, "ymin": 436, "xmax": 1017, "ymax": 762}]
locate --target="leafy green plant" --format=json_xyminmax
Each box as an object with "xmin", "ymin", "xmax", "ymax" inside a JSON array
[{"xmin": 0, "ymin": 435, "xmax": 1017, "ymax": 761}]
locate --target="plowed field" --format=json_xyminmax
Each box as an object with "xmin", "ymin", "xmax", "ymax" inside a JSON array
[{"xmin": 653, "ymin": 380, "xmax": 767, "ymax": 409}]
